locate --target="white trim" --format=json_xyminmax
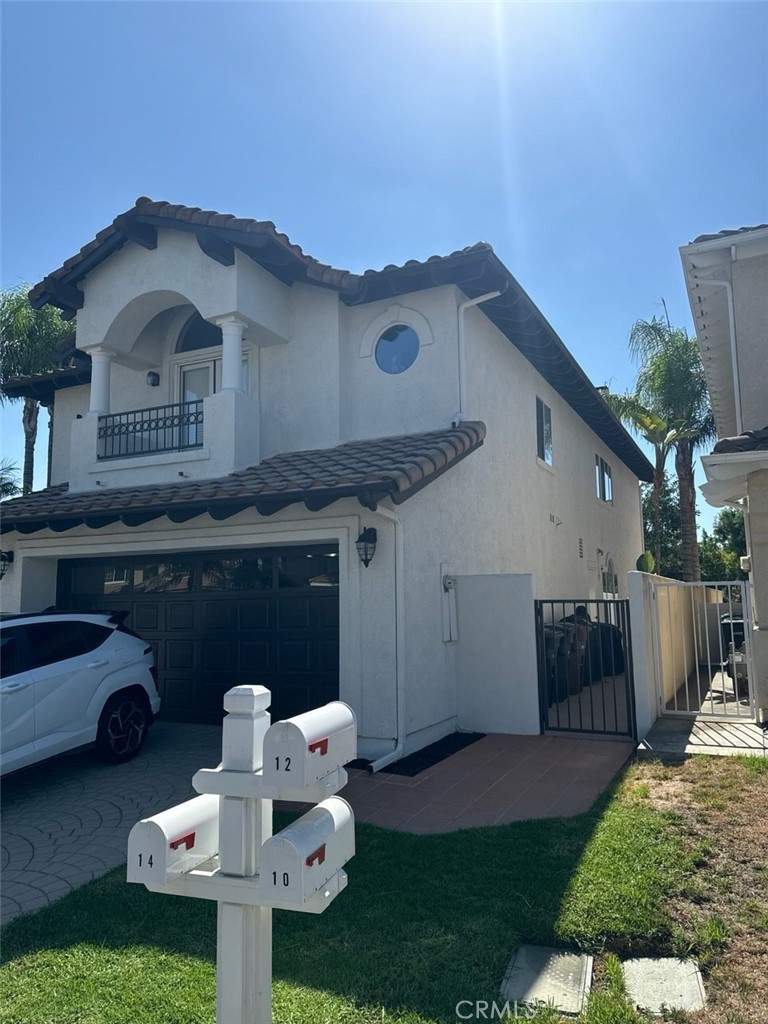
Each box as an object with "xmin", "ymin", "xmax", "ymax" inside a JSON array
[
  {"xmin": 700, "ymin": 451, "xmax": 768, "ymax": 507},
  {"xmin": 680, "ymin": 225, "xmax": 768, "ymax": 258},
  {"xmin": 168, "ymin": 346, "xmax": 250, "ymax": 400},
  {"xmin": 88, "ymin": 447, "xmax": 211, "ymax": 476},
  {"xmin": 359, "ymin": 304, "xmax": 434, "ymax": 359}
]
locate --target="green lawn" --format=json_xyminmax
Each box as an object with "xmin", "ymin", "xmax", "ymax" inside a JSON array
[{"xmin": 0, "ymin": 780, "xmax": 690, "ymax": 1024}]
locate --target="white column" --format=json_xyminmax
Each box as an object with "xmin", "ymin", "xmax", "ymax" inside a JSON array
[
  {"xmin": 217, "ymin": 686, "xmax": 272, "ymax": 1024},
  {"xmin": 218, "ymin": 317, "xmax": 246, "ymax": 392},
  {"xmin": 89, "ymin": 349, "xmax": 113, "ymax": 414}
]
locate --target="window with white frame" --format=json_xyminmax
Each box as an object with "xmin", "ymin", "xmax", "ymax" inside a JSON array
[
  {"xmin": 172, "ymin": 313, "xmax": 248, "ymax": 404},
  {"xmin": 595, "ymin": 455, "xmax": 613, "ymax": 503},
  {"xmin": 536, "ymin": 397, "xmax": 553, "ymax": 465}
]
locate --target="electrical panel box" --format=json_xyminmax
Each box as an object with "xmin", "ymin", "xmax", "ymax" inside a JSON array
[
  {"xmin": 262, "ymin": 702, "xmax": 357, "ymax": 789},
  {"xmin": 260, "ymin": 796, "xmax": 354, "ymax": 906},
  {"xmin": 127, "ymin": 793, "xmax": 219, "ymax": 886}
]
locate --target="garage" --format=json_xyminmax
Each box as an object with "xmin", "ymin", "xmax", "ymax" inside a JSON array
[{"xmin": 56, "ymin": 545, "xmax": 339, "ymax": 723}]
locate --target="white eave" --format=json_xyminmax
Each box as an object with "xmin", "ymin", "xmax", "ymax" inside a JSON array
[
  {"xmin": 680, "ymin": 226, "xmax": 768, "ymax": 440},
  {"xmin": 700, "ymin": 450, "xmax": 768, "ymax": 507}
]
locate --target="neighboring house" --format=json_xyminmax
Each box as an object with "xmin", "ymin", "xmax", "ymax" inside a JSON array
[
  {"xmin": 680, "ymin": 223, "xmax": 768, "ymax": 719},
  {"xmin": 0, "ymin": 198, "xmax": 652, "ymax": 763}
]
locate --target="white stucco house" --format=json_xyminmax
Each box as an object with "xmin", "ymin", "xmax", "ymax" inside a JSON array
[
  {"xmin": 1, "ymin": 198, "xmax": 653, "ymax": 764},
  {"xmin": 680, "ymin": 223, "xmax": 768, "ymax": 717}
]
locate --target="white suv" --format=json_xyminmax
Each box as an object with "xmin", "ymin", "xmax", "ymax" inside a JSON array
[{"xmin": 0, "ymin": 610, "xmax": 161, "ymax": 776}]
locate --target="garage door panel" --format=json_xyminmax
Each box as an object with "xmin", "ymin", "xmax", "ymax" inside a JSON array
[
  {"xmin": 239, "ymin": 640, "xmax": 272, "ymax": 672},
  {"xmin": 278, "ymin": 640, "xmax": 311, "ymax": 672},
  {"xmin": 317, "ymin": 599, "xmax": 339, "ymax": 629},
  {"xmin": 277, "ymin": 598, "xmax": 310, "ymax": 630},
  {"xmin": 318, "ymin": 640, "xmax": 340, "ymax": 672},
  {"xmin": 201, "ymin": 639, "xmax": 233, "ymax": 671},
  {"xmin": 165, "ymin": 677, "xmax": 196, "ymax": 712},
  {"xmin": 168, "ymin": 602, "xmax": 196, "ymax": 631},
  {"xmin": 239, "ymin": 599, "xmax": 271, "ymax": 630},
  {"xmin": 58, "ymin": 546, "xmax": 339, "ymax": 724},
  {"xmin": 134, "ymin": 603, "xmax": 162, "ymax": 633},
  {"xmin": 166, "ymin": 639, "xmax": 196, "ymax": 671},
  {"xmin": 203, "ymin": 601, "xmax": 235, "ymax": 631}
]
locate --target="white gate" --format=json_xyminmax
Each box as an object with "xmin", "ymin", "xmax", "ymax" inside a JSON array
[{"xmin": 650, "ymin": 580, "xmax": 756, "ymax": 720}]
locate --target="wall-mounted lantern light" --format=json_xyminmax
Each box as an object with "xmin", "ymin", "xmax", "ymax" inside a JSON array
[
  {"xmin": 146, "ymin": 371, "xmax": 160, "ymax": 387},
  {"xmin": 0, "ymin": 550, "xmax": 14, "ymax": 581},
  {"xmin": 355, "ymin": 528, "xmax": 377, "ymax": 567}
]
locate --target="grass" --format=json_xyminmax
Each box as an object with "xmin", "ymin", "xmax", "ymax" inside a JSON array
[
  {"xmin": 2, "ymin": 754, "xmax": 767, "ymax": 1023},
  {"xmin": 0, "ymin": 786, "xmax": 687, "ymax": 1024}
]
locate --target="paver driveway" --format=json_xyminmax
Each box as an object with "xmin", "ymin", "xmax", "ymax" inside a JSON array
[
  {"xmin": 1, "ymin": 721, "xmax": 222, "ymax": 925},
  {"xmin": 2, "ymin": 723, "xmax": 633, "ymax": 926}
]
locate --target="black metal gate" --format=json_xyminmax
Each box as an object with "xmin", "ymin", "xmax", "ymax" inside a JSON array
[{"xmin": 535, "ymin": 599, "xmax": 636, "ymax": 739}]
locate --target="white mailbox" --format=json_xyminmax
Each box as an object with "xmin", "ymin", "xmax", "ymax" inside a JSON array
[
  {"xmin": 262, "ymin": 701, "xmax": 356, "ymax": 789},
  {"xmin": 127, "ymin": 793, "xmax": 219, "ymax": 886},
  {"xmin": 260, "ymin": 796, "xmax": 354, "ymax": 906}
]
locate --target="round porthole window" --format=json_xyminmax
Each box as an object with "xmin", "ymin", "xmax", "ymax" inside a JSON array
[{"xmin": 374, "ymin": 324, "xmax": 420, "ymax": 374}]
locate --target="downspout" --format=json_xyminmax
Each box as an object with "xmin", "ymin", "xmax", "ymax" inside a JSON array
[
  {"xmin": 367, "ymin": 504, "xmax": 406, "ymax": 773},
  {"xmin": 452, "ymin": 288, "xmax": 504, "ymax": 428},
  {"xmin": 698, "ymin": 274, "xmax": 743, "ymax": 435}
]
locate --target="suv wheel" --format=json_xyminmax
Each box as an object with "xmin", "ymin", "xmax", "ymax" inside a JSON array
[{"xmin": 96, "ymin": 692, "xmax": 150, "ymax": 763}]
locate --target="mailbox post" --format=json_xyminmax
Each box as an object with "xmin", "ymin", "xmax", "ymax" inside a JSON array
[
  {"xmin": 216, "ymin": 686, "xmax": 272, "ymax": 1024},
  {"xmin": 127, "ymin": 685, "xmax": 356, "ymax": 1024}
]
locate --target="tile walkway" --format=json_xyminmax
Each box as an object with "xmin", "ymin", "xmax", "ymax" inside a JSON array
[
  {"xmin": 339, "ymin": 734, "xmax": 633, "ymax": 834},
  {"xmin": 1, "ymin": 724, "xmax": 633, "ymax": 925}
]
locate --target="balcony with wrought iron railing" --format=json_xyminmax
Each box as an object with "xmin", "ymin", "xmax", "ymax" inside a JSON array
[{"xmin": 97, "ymin": 400, "xmax": 205, "ymax": 461}]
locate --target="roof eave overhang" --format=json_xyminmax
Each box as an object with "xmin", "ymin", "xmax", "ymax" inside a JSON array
[
  {"xmin": 1, "ymin": 367, "xmax": 92, "ymax": 402},
  {"xmin": 699, "ymin": 451, "xmax": 768, "ymax": 508},
  {"xmin": 28, "ymin": 224, "xmax": 315, "ymax": 317},
  {"xmin": 681, "ymin": 227, "xmax": 768, "ymax": 440},
  {"xmin": 1, "ymin": 485, "xmax": 390, "ymax": 536}
]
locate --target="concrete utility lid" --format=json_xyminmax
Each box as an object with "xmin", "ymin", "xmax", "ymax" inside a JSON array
[
  {"xmin": 623, "ymin": 958, "xmax": 706, "ymax": 1014},
  {"xmin": 500, "ymin": 945, "xmax": 593, "ymax": 1015}
]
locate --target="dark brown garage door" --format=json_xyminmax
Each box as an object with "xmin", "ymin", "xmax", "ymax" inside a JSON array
[{"xmin": 57, "ymin": 546, "xmax": 339, "ymax": 722}]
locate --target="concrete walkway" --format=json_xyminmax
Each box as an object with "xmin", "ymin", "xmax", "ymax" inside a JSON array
[
  {"xmin": 638, "ymin": 716, "xmax": 767, "ymax": 759},
  {"xmin": 1, "ymin": 725, "xmax": 632, "ymax": 926}
]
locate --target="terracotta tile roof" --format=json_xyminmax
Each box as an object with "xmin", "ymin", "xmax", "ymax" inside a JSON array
[
  {"xmin": 692, "ymin": 224, "xmax": 768, "ymax": 243},
  {"xmin": 1, "ymin": 366, "xmax": 91, "ymax": 401},
  {"xmin": 713, "ymin": 426, "xmax": 768, "ymax": 454},
  {"xmin": 0, "ymin": 423, "xmax": 485, "ymax": 535},
  {"xmin": 27, "ymin": 197, "xmax": 364, "ymax": 309},
  {"xmin": 25, "ymin": 197, "xmax": 653, "ymax": 484}
]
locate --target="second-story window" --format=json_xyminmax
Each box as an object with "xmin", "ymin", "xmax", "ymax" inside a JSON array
[
  {"xmin": 595, "ymin": 455, "xmax": 613, "ymax": 503},
  {"xmin": 536, "ymin": 397, "xmax": 553, "ymax": 465}
]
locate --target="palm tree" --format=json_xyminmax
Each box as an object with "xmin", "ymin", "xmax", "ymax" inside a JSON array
[
  {"xmin": 0, "ymin": 285, "xmax": 72, "ymax": 493},
  {"xmin": 0, "ymin": 458, "xmax": 21, "ymax": 499},
  {"xmin": 603, "ymin": 393, "xmax": 694, "ymax": 574},
  {"xmin": 628, "ymin": 310, "xmax": 716, "ymax": 581}
]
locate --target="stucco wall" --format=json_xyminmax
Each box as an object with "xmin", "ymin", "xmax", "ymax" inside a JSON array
[
  {"xmin": 459, "ymin": 304, "xmax": 644, "ymax": 597},
  {"xmin": 340, "ymin": 287, "xmax": 460, "ymax": 441},
  {"xmin": 50, "ymin": 385, "xmax": 89, "ymax": 486},
  {"xmin": 455, "ymin": 574, "xmax": 540, "ymax": 734},
  {"xmin": 733, "ymin": 253, "xmax": 768, "ymax": 434}
]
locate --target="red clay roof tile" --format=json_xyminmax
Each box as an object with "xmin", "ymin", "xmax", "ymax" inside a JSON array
[{"xmin": 1, "ymin": 423, "xmax": 486, "ymax": 535}]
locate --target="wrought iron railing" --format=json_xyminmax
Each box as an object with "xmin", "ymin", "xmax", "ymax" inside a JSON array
[{"xmin": 97, "ymin": 401, "xmax": 204, "ymax": 460}]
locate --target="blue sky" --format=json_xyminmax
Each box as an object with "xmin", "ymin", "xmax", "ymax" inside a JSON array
[{"xmin": 2, "ymin": 1, "xmax": 767, "ymax": 534}]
